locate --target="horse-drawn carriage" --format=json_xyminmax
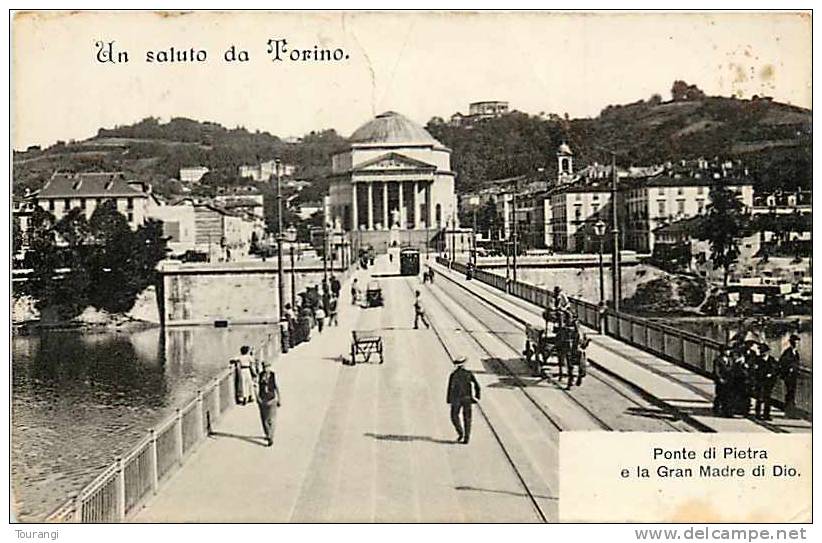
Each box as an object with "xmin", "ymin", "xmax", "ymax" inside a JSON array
[{"xmin": 523, "ymin": 309, "xmax": 590, "ymax": 389}]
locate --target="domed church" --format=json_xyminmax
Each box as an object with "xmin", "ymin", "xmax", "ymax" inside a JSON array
[{"xmin": 327, "ymin": 111, "xmax": 458, "ymax": 251}]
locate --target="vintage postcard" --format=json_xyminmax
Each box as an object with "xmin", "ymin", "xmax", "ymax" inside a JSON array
[{"xmin": 9, "ymin": 10, "xmax": 812, "ymax": 526}]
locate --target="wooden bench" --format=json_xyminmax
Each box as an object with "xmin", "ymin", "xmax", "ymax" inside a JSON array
[{"xmin": 350, "ymin": 330, "xmax": 384, "ymax": 364}]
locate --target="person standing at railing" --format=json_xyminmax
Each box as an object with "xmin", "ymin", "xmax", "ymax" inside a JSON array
[
  {"xmin": 256, "ymin": 360, "xmax": 281, "ymax": 447},
  {"xmin": 712, "ymin": 347, "xmax": 734, "ymax": 417},
  {"xmin": 753, "ymin": 343, "xmax": 779, "ymax": 421},
  {"xmin": 779, "ymin": 334, "xmax": 802, "ymax": 418},
  {"xmin": 231, "ymin": 345, "xmax": 257, "ymax": 405}
]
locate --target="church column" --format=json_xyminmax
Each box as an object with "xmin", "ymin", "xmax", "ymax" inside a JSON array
[
  {"xmin": 398, "ymin": 181, "xmax": 405, "ymax": 230},
  {"xmin": 382, "ymin": 182, "xmax": 389, "ymax": 229},
  {"xmin": 351, "ymin": 183, "xmax": 358, "ymax": 231},
  {"xmin": 413, "ymin": 181, "xmax": 420, "ymax": 229},
  {"xmin": 367, "ymin": 182, "xmax": 374, "ymax": 230},
  {"xmin": 427, "ymin": 183, "xmax": 434, "ymax": 228}
]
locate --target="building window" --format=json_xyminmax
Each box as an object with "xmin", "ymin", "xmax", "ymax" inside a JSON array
[
  {"xmin": 127, "ymin": 212, "xmax": 134, "ymax": 223},
  {"xmin": 658, "ymin": 201, "xmax": 666, "ymax": 216},
  {"xmin": 697, "ymin": 186, "xmax": 704, "ymax": 195},
  {"xmin": 48, "ymin": 200, "xmax": 55, "ymax": 212},
  {"xmin": 81, "ymin": 199, "xmax": 87, "ymax": 210},
  {"xmin": 127, "ymin": 198, "xmax": 134, "ymax": 210},
  {"xmin": 575, "ymin": 193, "xmax": 581, "ymax": 201},
  {"xmin": 592, "ymin": 194, "xmax": 599, "ymax": 201},
  {"xmin": 658, "ymin": 187, "xmax": 665, "ymax": 196},
  {"xmin": 677, "ymin": 187, "xmax": 684, "ymax": 196},
  {"xmin": 677, "ymin": 200, "xmax": 685, "ymax": 214},
  {"xmin": 574, "ymin": 208, "xmax": 581, "ymax": 221},
  {"xmin": 697, "ymin": 200, "xmax": 705, "ymax": 214},
  {"xmin": 64, "ymin": 198, "xmax": 71, "ymax": 209},
  {"xmin": 435, "ymin": 204, "xmax": 442, "ymax": 227}
]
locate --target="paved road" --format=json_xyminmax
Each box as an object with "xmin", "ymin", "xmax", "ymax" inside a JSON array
[
  {"xmin": 133, "ymin": 255, "xmax": 807, "ymax": 523},
  {"xmin": 135, "ymin": 258, "xmax": 551, "ymax": 522}
]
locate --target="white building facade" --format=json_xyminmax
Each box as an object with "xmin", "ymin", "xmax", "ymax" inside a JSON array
[{"xmin": 327, "ymin": 111, "xmax": 458, "ymax": 251}]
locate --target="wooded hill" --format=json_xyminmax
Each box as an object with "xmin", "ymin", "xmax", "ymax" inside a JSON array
[
  {"xmin": 13, "ymin": 82, "xmax": 811, "ymax": 205},
  {"xmin": 427, "ymin": 84, "xmax": 811, "ymax": 193}
]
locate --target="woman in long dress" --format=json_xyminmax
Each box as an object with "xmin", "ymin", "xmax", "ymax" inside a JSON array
[{"xmin": 232, "ymin": 345, "xmax": 257, "ymax": 405}]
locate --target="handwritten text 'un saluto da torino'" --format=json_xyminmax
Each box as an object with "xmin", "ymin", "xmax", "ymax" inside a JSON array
[{"xmin": 94, "ymin": 39, "xmax": 350, "ymax": 64}]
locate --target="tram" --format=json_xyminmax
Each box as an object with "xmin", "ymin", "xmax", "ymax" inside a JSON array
[{"xmin": 399, "ymin": 247, "xmax": 420, "ymax": 276}]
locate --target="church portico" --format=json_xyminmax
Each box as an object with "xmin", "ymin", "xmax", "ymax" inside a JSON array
[{"xmin": 328, "ymin": 111, "xmax": 458, "ymax": 250}]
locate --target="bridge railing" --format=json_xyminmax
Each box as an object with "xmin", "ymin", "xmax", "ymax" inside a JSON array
[
  {"xmin": 46, "ymin": 369, "xmax": 236, "ymax": 523},
  {"xmin": 435, "ymin": 256, "xmax": 811, "ymax": 417}
]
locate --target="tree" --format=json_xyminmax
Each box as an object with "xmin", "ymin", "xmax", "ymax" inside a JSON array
[
  {"xmin": 84, "ymin": 201, "xmax": 136, "ymax": 313},
  {"xmin": 12, "ymin": 217, "xmax": 23, "ymax": 256},
  {"xmin": 695, "ymin": 184, "xmax": 744, "ymax": 286}
]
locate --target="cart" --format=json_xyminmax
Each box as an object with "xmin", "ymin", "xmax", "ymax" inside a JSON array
[
  {"xmin": 523, "ymin": 322, "xmax": 558, "ymax": 377},
  {"xmin": 350, "ymin": 329, "xmax": 384, "ymax": 364},
  {"xmin": 365, "ymin": 281, "xmax": 383, "ymax": 307}
]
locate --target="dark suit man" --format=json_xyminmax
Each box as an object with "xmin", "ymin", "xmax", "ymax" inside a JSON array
[
  {"xmin": 447, "ymin": 357, "xmax": 481, "ymax": 444},
  {"xmin": 779, "ymin": 334, "xmax": 801, "ymax": 417},
  {"xmin": 256, "ymin": 361, "xmax": 281, "ymax": 447},
  {"xmin": 753, "ymin": 343, "xmax": 779, "ymax": 420}
]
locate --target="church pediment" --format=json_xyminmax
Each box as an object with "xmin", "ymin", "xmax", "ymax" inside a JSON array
[{"xmin": 352, "ymin": 152, "xmax": 436, "ymax": 172}]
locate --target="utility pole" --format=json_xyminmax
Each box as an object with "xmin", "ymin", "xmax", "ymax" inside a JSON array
[
  {"xmin": 611, "ymin": 152, "xmax": 621, "ymax": 312},
  {"xmin": 512, "ymin": 182, "xmax": 519, "ymax": 283},
  {"xmin": 290, "ymin": 244, "xmax": 296, "ymax": 309},
  {"xmin": 322, "ymin": 219, "xmax": 328, "ymax": 281},
  {"xmin": 472, "ymin": 201, "xmax": 478, "ymax": 267},
  {"xmin": 275, "ymin": 159, "xmax": 285, "ymax": 321}
]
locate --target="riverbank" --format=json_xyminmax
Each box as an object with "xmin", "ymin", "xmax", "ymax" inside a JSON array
[{"xmin": 12, "ymin": 286, "xmax": 161, "ymax": 334}]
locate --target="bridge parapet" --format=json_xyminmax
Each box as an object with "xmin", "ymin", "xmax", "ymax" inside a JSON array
[
  {"xmin": 47, "ymin": 369, "xmax": 236, "ymax": 522},
  {"xmin": 438, "ymin": 256, "xmax": 812, "ymax": 418}
]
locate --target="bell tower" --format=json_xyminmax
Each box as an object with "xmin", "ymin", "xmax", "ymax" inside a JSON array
[{"xmin": 557, "ymin": 141, "xmax": 573, "ymax": 183}]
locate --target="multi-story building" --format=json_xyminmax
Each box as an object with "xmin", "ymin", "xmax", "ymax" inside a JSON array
[
  {"xmin": 179, "ymin": 166, "xmax": 210, "ymax": 184},
  {"xmin": 449, "ymin": 101, "xmax": 510, "ymax": 127},
  {"xmin": 214, "ymin": 186, "xmax": 265, "ymax": 219},
  {"xmin": 469, "ymin": 101, "xmax": 509, "ymax": 118},
  {"xmin": 34, "ymin": 171, "xmax": 157, "ymax": 229},
  {"xmin": 239, "ymin": 160, "xmax": 296, "ymax": 182},
  {"xmin": 623, "ymin": 176, "xmax": 754, "ymax": 253},
  {"xmin": 751, "ymin": 190, "xmax": 812, "ymax": 216},
  {"xmin": 548, "ymin": 181, "xmax": 613, "ymax": 252},
  {"xmin": 327, "ymin": 111, "xmax": 458, "ymax": 252}
]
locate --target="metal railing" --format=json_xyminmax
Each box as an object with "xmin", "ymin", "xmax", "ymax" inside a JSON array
[
  {"xmin": 436, "ymin": 256, "xmax": 811, "ymax": 417},
  {"xmin": 46, "ymin": 368, "xmax": 236, "ymax": 523}
]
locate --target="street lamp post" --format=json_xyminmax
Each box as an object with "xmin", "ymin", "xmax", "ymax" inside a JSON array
[
  {"xmin": 290, "ymin": 243, "xmax": 296, "ymax": 309},
  {"xmin": 275, "ymin": 158, "xmax": 285, "ymax": 322},
  {"xmin": 610, "ymin": 151, "xmax": 621, "ymax": 312},
  {"xmin": 593, "ymin": 219, "xmax": 606, "ymax": 305}
]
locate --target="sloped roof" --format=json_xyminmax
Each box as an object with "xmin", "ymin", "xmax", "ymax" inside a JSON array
[
  {"xmin": 38, "ymin": 172, "xmax": 147, "ymax": 199},
  {"xmin": 349, "ymin": 111, "xmax": 442, "ymax": 146}
]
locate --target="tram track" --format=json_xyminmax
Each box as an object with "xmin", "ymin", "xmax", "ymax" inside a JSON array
[
  {"xmin": 422, "ymin": 279, "xmax": 613, "ymax": 432},
  {"xmin": 402, "ymin": 278, "xmax": 550, "ymax": 523},
  {"xmin": 428, "ymin": 269, "xmax": 697, "ymax": 433}
]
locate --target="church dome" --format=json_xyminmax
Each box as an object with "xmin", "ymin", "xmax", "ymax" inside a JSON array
[{"xmin": 350, "ymin": 111, "xmax": 441, "ymax": 146}]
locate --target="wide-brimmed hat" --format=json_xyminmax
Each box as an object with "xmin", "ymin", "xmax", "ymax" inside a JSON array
[
  {"xmin": 452, "ymin": 356, "xmax": 467, "ymax": 365},
  {"xmin": 789, "ymin": 334, "xmax": 801, "ymax": 343}
]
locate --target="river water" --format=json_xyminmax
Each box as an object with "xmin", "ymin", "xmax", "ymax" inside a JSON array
[{"xmin": 11, "ymin": 324, "xmax": 280, "ymax": 521}]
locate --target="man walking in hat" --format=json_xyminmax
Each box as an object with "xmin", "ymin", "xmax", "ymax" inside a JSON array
[
  {"xmin": 446, "ymin": 356, "xmax": 481, "ymax": 444},
  {"xmin": 256, "ymin": 360, "xmax": 281, "ymax": 447}
]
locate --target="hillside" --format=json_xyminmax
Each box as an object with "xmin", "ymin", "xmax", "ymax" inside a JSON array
[
  {"xmin": 12, "ymin": 118, "xmax": 348, "ymax": 203},
  {"xmin": 13, "ymin": 83, "xmax": 812, "ymax": 205},
  {"xmin": 427, "ymin": 86, "xmax": 811, "ymax": 193}
]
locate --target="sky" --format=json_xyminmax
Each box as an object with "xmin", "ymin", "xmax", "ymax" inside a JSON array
[{"xmin": 12, "ymin": 11, "xmax": 811, "ymax": 149}]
